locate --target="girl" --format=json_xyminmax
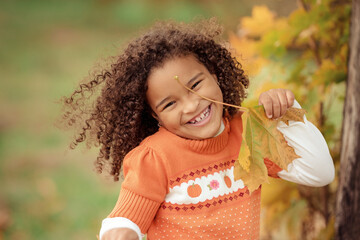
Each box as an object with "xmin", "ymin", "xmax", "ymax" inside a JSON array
[{"xmin": 62, "ymin": 19, "xmax": 334, "ymax": 240}]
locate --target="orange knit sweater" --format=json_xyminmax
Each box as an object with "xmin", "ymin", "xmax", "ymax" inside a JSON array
[{"xmin": 107, "ymin": 113, "xmax": 281, "ymax": 240}]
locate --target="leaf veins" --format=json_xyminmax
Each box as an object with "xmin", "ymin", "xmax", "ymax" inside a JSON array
[{"xmin": 234, "ymin": 106, "xmax": 306, "ymax": 193}]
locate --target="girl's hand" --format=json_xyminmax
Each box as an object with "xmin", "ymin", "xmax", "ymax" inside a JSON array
[
  {"xmin": 258, "ymin": 89, "xmax": 295, "ymax": 119},
  {"xmin": 101, "ymin": 228, "xmax": 139, "ymax": 240}
]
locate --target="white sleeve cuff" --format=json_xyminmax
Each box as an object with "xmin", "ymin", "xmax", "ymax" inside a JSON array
[
  {"xmin": 276, "ymin": 100, "xmax": 335, "ymax": 187},
  {"xmin": 99, "ymin": 217, "xmax": 143, "ymax": 240}
]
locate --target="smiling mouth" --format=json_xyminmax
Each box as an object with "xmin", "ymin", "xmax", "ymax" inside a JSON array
[{"xmin": 187, "ymin": 105, "xmax": 211, "ymax": 125}]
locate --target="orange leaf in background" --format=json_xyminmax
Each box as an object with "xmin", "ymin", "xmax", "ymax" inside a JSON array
[{"xmin": 234, "ymin": 106, "xmax": 306, "ymax": 193}]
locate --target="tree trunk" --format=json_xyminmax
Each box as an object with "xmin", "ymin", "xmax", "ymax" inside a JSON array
[{"xmin": 335, "ymin": 0, "xmax": 360, "ymax": 239}]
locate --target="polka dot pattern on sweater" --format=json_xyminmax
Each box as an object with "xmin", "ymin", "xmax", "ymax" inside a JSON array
[{"xmin": 147, "ymin": 189, "xmax": 261, "ymax": 240}]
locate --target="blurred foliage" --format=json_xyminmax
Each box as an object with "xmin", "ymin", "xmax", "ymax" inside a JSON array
[{"xmin": 230, "ymin": 0, "xmax": 350, "ymax": 239}]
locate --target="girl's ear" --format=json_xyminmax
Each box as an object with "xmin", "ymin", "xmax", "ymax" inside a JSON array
[
  {"xmin": 151, "ymin": 112, "xmax": 159, "ymax": 121},
  {"xmin": 151, "ymin": 112, "xmax": 164, "ymax": 127},
  {"xmin": 147, "ymin": 103, "xmax": 164, "ymax": 127},
  {"xmin": 145, "ymin": 101, "xmax": 158, "ymax": 120}
]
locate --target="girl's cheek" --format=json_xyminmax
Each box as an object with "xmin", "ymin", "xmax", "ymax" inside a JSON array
[{"xmin": 214, "ymin": 87, "xmax": 223, "ymax": 101}]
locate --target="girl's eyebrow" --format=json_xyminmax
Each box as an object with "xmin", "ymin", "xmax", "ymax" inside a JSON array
[{"xmin": 155, "ymin": 72, "xmax": 204, "ymax": 110}]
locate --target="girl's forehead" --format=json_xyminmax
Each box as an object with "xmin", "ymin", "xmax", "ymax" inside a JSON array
[
  {"xmin": 148, "ymin": 56, "xmax": 206, "ymax": 87},
  {"xmin": 150, "ymin": 55, "xmax": 205, "ymax": 78}
]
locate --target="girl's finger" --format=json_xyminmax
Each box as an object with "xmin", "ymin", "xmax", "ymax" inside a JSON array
[
  {"xmin": 277, "ymin": 89, "xmax": 289, "ymax": 117},
  {"xmin": 259, "ymin": 92, "xmax": 273, "ymax": 118},
  {"xmin": 270, "ymin": 92, "xmax": 281, "ymax": 119},
  {"xmin": 263, "ymin": 89, "xmax": 281, "ymax": 119},
  {"xmin": 285, "ymin": 90, "xmax": 295, "ymax": 107}
]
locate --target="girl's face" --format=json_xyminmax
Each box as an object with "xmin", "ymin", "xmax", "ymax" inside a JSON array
[{"xmin": 146, "ymin": 55, "xmax": 223, "ymax": 140}]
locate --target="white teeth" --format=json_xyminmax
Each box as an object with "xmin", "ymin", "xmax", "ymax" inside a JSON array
[{"xmin": 188, "ymin": 106, "xmax": 210, "ymax": 124}]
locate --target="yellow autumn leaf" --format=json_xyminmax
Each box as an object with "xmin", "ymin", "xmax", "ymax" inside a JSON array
[
  {"xmin": 241, "ymin": 6, "xmax": 275, "ymax": 37},
  {"xmin": 237, "ymin": 111, "xmax": 251, "ymax": 171},
  {"xmin": 234, "ymin": 106, "xmax": 306, "ymax": 193},
  {"xmin": 280, "ymin": 109, "xmax": 305, "ymax": 126}
]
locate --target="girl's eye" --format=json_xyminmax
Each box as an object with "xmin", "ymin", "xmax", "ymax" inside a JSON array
[
  {"xmin": 163, "ymin": 101, "xmax": 175, "ymax": 110},
  {"xmin": 190, "ymin": 80, "xmax": 202, "ymax": 90}
]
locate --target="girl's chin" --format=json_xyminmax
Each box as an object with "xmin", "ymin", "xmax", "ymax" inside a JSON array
[{"xmin": 184, "ymin": 122, "xmax": 222, "ymax": 140}]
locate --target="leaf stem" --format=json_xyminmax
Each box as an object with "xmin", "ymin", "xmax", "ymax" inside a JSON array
[{"xmin": 174, "ymin": 76, "xmax": 248, "ymax": 112}]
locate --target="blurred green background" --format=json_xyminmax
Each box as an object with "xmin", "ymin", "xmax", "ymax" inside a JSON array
[{"xmin": 1, "ymin": 0, "xmax": 345, "ymax": 239}]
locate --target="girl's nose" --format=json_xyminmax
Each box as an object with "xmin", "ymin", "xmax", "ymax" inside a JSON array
[{"xmin": 182, "ymin": 98, "xmax": 199, "ymax": 114}]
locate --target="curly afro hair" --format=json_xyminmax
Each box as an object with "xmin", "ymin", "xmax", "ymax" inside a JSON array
[{"xmin": 61, "ymin": 18, "xmax": 249, "ymax": 181}]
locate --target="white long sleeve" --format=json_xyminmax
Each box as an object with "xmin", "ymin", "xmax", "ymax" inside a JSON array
[
  {"xmin": 99, "ymin": 217, "xmax": 143, "ymax": 240},
  {"xmin": 276, "ymin": 100, "xmax": 335, "ymax": 186}
]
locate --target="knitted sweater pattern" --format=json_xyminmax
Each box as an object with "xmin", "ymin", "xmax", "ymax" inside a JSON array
[{"xmin": 108, "ymin": 113, "xmax": 281, "ymax": 240}]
